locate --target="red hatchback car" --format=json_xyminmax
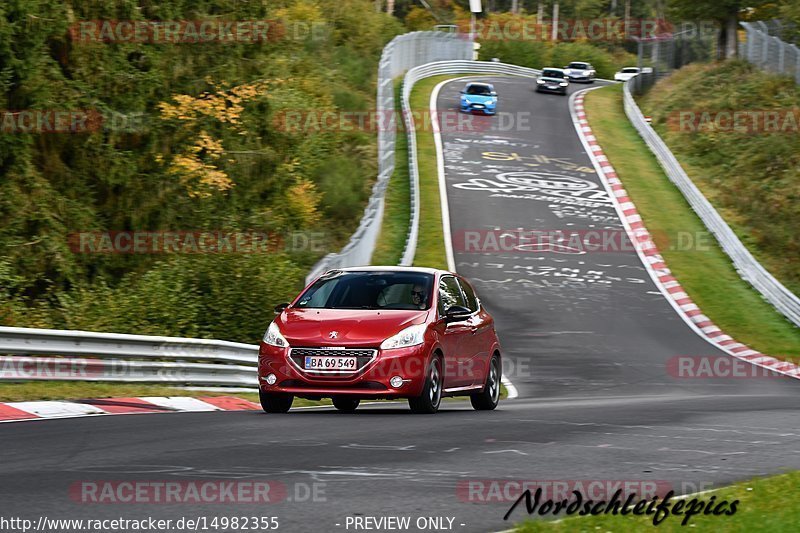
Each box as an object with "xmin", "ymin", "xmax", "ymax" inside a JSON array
[{"xmin": 258, "ymin": 267, "xmax": 502, "ymax": 414}]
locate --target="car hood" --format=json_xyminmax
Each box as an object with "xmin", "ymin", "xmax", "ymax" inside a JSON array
[
  {"xmin": 276, "ymin": 308, "xmax": 429, "ymax": 347},
  {"xmin": 462, "ymin": 94, "xmax": 495, "ymax": 103},
  {"xmin": 565, "ymin": 69, "xmax": 591, "ymax": 74}
]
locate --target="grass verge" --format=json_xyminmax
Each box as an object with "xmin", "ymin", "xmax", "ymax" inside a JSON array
[
  {"xmin": 409, "ymin": 75, "xmax": 452, "ymax": 270},
  {"xmin": 638, "ymin": 61, "xmax": 800, "ymax": 295},
  {"xmin": 373, "ymin": 80, "xmax": 412, "ymax": 266},
  {"xmin": 375, "ymin": 73, "xmax": 473, "ymax": 270},
  {"xmin": 514, "ymin": 471, "xmax": 800, "ymax": 531},
  {"xmin": 584, "ymin": 84, "xmax": 800, "ymax": 358}
]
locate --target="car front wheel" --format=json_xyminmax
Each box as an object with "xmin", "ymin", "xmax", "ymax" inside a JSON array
[
  {"xmin": 259, "ymin": 390, "xmax": 294, "ymax": 413},
  {"xmin": 470, "ymin": 355, "xmax": 500, "ymax": 411},
  {"xmin": 332, "ymin": 397, "xmax": 360, "ymax": 413},
  {"xmin": 409, "ymin": 356, "xmax": 442, "ymax": 414}
]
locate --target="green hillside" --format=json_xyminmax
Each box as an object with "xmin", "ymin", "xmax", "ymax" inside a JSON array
[{"xmin": 0, "ymin": 0, "xmax": 402, "ymax": 342}]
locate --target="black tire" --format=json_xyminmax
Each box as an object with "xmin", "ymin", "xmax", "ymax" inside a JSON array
[
  {"xmin": 471, "ymin": 355, "xmax": 501, "ymax": 411},
  {"xmin": 259, "ymin": 390, "xmax": 293, "ymax": 413},
  {"xmin": 408, "ymin": 356, "xmax": 443, "ymax": 414},
  {"xmin": 332, "ymin": 397, "xmax": 360, "ymax": 413}
]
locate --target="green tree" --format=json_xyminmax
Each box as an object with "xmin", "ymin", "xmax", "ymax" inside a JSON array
[{"xmin": 669, "ymin": 0, "xmax": 775, "ymax": 59}]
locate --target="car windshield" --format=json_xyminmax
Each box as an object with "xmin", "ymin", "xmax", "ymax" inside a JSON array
[
  {"xmin": 295, "ymin": 271, "xmax": 435, "ymax": 310},
  {"xmin": 466, "ymin": 84, "xmax": 492, "ymax": 95},
  {"xmin": 622, "ymin": 68, "xmax": 640, "ymax": 73},
  {"xmin": 542, "ymin": 70, "xmax": 564, "ymax": 79},
  {"xmin": 568, "ymin": 63, "xmax": 589, "ymax": 69}
]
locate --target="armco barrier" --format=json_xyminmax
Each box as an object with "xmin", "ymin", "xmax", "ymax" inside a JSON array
[
  {"xmin": 0, "ymin": 326, "xmax": 258, "ymax": 387},
  {"xmin": 622, "ymin": 80, "xmax": 800, "ymax": 327},
  {"xmin": 304, "ymin": 32, "xmax": 473, "ymax": 284}
]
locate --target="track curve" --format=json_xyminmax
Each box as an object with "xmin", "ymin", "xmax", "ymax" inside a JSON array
[{"xmin": 1, "ymin": 77, "xmax": 798, "ymax": 533}]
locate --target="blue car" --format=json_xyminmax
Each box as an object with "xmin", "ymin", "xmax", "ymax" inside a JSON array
[{"xmin": 459, "ymin": 82, "xmax": 497, "ymax": 115}]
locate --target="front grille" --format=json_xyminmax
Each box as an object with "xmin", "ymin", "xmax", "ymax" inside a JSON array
[
  {"xmin": 288, "ymin": 347, "xmax": 377, "ymax": 375},
  {"xmin": 279, "ymin": 380, "xmax": 386, "ymax": 390}
]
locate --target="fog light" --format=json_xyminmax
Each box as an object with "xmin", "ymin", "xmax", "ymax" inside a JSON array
[
  {"xmin": 390, "ymin": 376, "xmax": 404, "ymax": 388},
  {"xmin": 265, "ymin": 373, "xmax": 277, "ymax": 385}
]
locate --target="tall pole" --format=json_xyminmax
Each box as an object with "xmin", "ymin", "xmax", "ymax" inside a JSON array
[
  {"xmin": 625, "ymin": 0, "xmax": 631, "ymax": 39},
  {"xmin": 552, "ymin": 2, "xmax": 559, "ymax": 42},
  {"xmin": 469, "ymin": 0, "xmax": 482, "ymax": 60},
  {"xmin": 512, "ymin": 0, "xmax": 519, "ymax": 14}
]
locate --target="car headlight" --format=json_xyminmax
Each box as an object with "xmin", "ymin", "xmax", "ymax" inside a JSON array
[
  {"xmin": 560, "ymin": 82, "xmax": 568, "ymax": 86},
  {"xmin": 537, "ymin": 79, "xmax": 546, "ymax": 84},
  {"xmin": 380, "ymin": 324, "xmax": 427, "ymax": 350},
  {"xmin": 263, "ymin": 322, "xmax": 289, "ymax": 348}
]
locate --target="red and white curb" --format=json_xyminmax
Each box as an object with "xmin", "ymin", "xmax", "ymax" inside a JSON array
[
  {"xmin": 0, "ymin": 396, "xmax": 260, "ymax": 423},
  {"xmin": 570, "ymin": 89, "xmax": 800, "ymax": 381}
]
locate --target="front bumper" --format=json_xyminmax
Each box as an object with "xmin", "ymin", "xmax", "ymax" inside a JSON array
[
  {"xmin": 460, "ymin": 102, "xmax": 496, "ymax": 115},
  {"xmin": 258, "ymin": 342, "xmax": 429, "ymax": 399},
  {"xmin": 566, "ymin": 74, "xmax": 594, "ymax": 83},
  {"xmin": 536, "ymin": 84, "xmax": 567, "ymax": 94}
]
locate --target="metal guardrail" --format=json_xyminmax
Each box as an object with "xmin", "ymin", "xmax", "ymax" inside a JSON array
[
  {"xmin": 305, "ymin": 32, "xmax": 473, "ymax": 284},
  {"xmin": 399, "ymin": 60, "xmax": 542, "ymax": 265},
  {"xmin": 0, "ymin": 326, "xmax": 259, "ymax": 387},
  {"xmin": 622, "ymin": 80, "xmax": 800, "ymax": 327},
  {"xmin": 740, "ymin": 21, "xmax": 800, "ymax": 84}
]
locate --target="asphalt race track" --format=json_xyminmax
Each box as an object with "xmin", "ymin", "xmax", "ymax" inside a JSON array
[{"xmin": 2, "ymin": 77, "xmax": 799, "ymax": 533}]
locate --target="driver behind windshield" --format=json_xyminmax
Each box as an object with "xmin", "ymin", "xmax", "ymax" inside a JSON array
[{"xmin": 411, "ymin": 284, "xmax": 428, "ymax": 310}]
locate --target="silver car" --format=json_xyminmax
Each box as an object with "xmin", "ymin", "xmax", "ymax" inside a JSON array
[{"xmin": 563, "ymin": 62, "xmax": 596, "ymax": 83}]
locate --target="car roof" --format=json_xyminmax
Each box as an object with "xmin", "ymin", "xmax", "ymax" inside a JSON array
[
  {"xmin": 327, "ymin": 266, "xmax": 450, "ymax": 276},
  {"xmin": 542, "ymin": 67, "xmax": 565, "ymax": 72},
  {"xmin": 569, "ymin": 61, "xmax": 590, "ymax": 66},
  {"xmin": 465, "ymin": 82, "xmax": 493, "ymax": 89}
]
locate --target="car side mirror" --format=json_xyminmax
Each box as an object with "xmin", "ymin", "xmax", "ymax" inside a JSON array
[
  {"xmin": 274, "ymin": 303, "xmax": 290, "ymax": 314},
  {"xmin": 445, "ymin": 305, "xmax": 472, "ymax": 321},
  {"xmin": 460, "ymin": 90, "xmax": 466, "ymax": 94}
]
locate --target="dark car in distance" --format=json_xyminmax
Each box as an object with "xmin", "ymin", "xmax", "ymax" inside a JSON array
[{"xmin": 536, "ymin": 68, "xmax": 569, "ymax": 95}]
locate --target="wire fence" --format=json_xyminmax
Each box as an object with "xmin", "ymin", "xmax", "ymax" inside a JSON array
[
  {"xmin": 739, "ymin": 21, "xmax": 800, "ymax": 84},
  {"xmin": 305, "ymin": 32, "xmax": 473, "ymax": 284},
  {"xmin": 630, "ymin": 28, "xmax": 718, "ymax": 95}
]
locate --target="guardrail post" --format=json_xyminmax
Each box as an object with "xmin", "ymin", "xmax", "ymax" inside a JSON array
[
  {"xmin": 745, "ymin": 25, "xmax": 755, "ymax": 62},
  {"xmin": 795, "ymin": 44, "xmax": 800, "ymax": 84}
]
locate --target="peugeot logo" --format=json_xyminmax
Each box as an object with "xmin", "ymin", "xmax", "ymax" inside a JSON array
[{"xmin": 329, "ymin": 331, "xmax": 338, "ymax": 339}]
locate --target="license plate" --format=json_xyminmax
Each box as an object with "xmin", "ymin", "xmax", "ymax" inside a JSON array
[
  {"xmin": 472, "ymin": 104, "xmax": 484, "ymax": 109},
  {"xmin": 548, "ymin": 85, "xmax": 558, "ymax": 89},
  {"xmin": 304, "ymin": 356, "xmax": 357, "ymax": 370}
]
